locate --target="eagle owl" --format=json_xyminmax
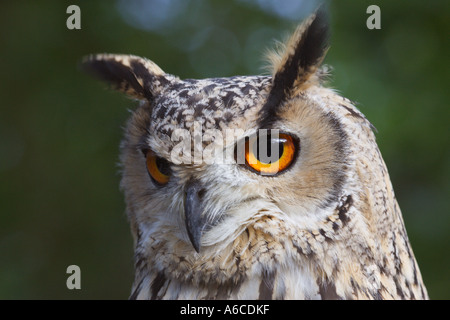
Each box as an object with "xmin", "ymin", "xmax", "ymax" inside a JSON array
[{"xmin": 82, "ymin": 10, "xmax": 428, "ymax": 299}]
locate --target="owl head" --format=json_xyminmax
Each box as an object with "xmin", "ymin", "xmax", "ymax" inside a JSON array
[
  {"xmin": 82, "ymin": 8, "xmax": 362, "ymax": 245},
  {"xmin": 81, "ymin": 9, "xmax": 352, "ymax": 250}
]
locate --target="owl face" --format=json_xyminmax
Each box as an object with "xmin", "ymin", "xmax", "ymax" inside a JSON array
[
  {"xmin": 114, "ymin": 76, "xmax": 349, "ymax": 255},
  {"xmin": 82, "ymin": 9, "xmax": 428, "ymax": 299}
]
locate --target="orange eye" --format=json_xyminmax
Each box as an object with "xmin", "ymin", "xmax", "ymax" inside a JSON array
[
  {"xmin": 243, "ymin": 132, "xmax": 297, "ymax": 175},
  {"xmin": 145, "ymin": 150, "xmax": 171, "ymax": 186}
]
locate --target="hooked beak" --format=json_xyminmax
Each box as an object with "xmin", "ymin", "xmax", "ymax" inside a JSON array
[{"xmin": 184, "ymin": 180, "xmax": 207, "ymax": 253}]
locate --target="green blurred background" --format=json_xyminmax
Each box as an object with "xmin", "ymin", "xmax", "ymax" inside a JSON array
[{"xmin": 0, "ymin": 0, "xmax": 448, "ymax": 299}]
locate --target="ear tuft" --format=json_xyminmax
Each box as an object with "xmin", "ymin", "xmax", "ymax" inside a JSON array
[
  {"xmin": 258, "ymin": 8, "xmax": 329, "ymax": 127},
  {"xmin": 268, "ymin": 7, "xmax": 329, "ymax": 92},
  {"xmin": 80, "ymin": 54, "xmax": 169, "ymax": 101}
]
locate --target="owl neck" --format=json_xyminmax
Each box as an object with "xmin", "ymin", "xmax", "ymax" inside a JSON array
[{"xmin": 130, "ymin": 191, "xmax": 426, "ymax": 299}]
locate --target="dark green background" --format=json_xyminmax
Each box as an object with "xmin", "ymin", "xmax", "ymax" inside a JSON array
[{"xmin": 0, "ymin": 0, "xmax": 448, "ymax": 299}]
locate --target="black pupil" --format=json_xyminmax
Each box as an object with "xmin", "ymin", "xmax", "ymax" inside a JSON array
[
  {"xmin": 253, "ymin": 137, "xmax": 285, "ymax": 164},
  {"xmin": 156, "ymin": 157, "xmax": 171, "ymax": 176}
]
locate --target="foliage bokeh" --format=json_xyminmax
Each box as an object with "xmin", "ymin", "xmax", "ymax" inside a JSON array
[{"xmin": 0, "ymin": 0, "xmax": 448, "ymax": 299}]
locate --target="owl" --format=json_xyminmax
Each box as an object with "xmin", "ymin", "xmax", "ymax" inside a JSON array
[{"xmin": 82, "ymin": 9, "xmax": 428, "ymax": 299}]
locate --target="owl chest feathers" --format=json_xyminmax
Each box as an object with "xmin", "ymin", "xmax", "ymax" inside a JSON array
[{"xmin": 131, "ymin": 192, "xmax": 426, "ymax": 300}]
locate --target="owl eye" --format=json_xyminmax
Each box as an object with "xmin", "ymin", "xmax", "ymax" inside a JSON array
[
  {"xmin": 144, "ymin": 150, "xmax": 171, "ymax": 186},
  {"xmin": 242, "ymin": 132, "xmax": 298, "ymax": 175}
]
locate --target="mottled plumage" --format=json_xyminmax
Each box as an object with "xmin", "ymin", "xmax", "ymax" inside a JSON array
[{"xmin": 82, "ymin": 9, "xmax": 428, "ymax": 299}]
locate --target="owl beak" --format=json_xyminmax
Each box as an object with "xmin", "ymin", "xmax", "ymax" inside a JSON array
[{"xmin": 184, "ymin": 180, "xmax": 207, "ymax": 253}]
